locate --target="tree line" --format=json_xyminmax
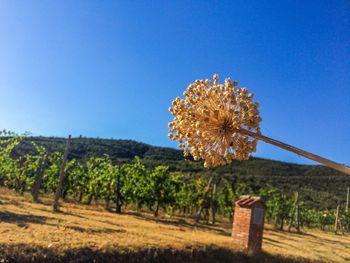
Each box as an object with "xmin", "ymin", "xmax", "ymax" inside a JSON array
[
  {"xmin": 14, "ymin": 135, "xmax": 350, "ymax": 211},
  {"xmin": 0, "ymin": 130, "xmax": 349, "ymax": 232}
]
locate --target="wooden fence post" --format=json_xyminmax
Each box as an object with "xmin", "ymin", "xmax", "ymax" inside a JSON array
[
  {"xmin": 346, "ymin": 187, "xmax": 349, "ymax": 214},
  {"xmin": 295, "ymin": 203, "xmax": 300, "ymax": 233},
  {"xmin": 334, "ymin": 205, "xmax": 344, "ymax": 235},
  {"xmin": 288, "ymin": 192, "xmax": 299, "ymax": 232},
  {"xmin": 53, "ymin": 135, "xmax": 71, "ymax": 211},
  {"xmin": 115, "ymin": 165, "xmax": 123, "ymax": 213},
  {"xmin": 31, "ymin": 155, "xmax": 47, "ymax": 202},
  {"xmin": 195, "ymin": 175, "xmax": 214, "ymax": 223}
]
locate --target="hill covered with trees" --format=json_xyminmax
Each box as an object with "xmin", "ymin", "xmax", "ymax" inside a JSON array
[{"xmin": 15, "ymin": 136, "xmax": 350, "ymax": 210}]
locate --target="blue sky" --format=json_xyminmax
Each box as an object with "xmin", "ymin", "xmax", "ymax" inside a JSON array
[{"xmin": 0, "ymin": 1, "xmax": 349, "ymax": 165}]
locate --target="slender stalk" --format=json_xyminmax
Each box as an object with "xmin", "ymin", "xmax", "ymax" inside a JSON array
[{"xmin": 238, "ymin": 129, "xmax": 350, "ymax": 176}]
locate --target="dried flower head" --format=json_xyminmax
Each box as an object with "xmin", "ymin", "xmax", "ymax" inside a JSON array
[{"xmin": 168, "ymin": 74, "xmax": 262, "ymax": 168}]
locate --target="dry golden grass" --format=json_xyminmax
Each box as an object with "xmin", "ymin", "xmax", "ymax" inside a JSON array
[
  {"xmin": 0, "ymin": 188, "xmax": 349, "ymax": 262},
  {"xmin": 263, "ymin": 226, "xmax": 350, "ymax": 262}
]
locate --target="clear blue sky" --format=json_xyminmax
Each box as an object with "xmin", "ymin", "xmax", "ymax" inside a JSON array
[{"xmin": 0, "ymin": 1, "xmax": 349, "ymax": 165}]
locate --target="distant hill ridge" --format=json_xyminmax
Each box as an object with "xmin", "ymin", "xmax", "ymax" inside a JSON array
[
  {"xmin": 16, "ymin": 136, "xmax": 345, "ymax": 176},
  {"xmin": 19, "ymin": 136, "xmax": 183, "ymax": 160}
]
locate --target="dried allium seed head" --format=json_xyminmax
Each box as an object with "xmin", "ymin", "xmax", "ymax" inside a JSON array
[{"xmin": 168, "ymin": 74, "xmax": 262, "ymax": 167}]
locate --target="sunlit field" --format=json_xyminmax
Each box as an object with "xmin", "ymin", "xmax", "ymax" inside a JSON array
[
  {"xmin": 1, "ymin": 188, "xmax": 349, "ymax": 263},
  {"xmin": 1, "ymin": 1, "xmax": 349, "ymax": 263}
]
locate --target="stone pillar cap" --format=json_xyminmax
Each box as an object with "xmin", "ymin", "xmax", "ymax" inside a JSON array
[{"xmin": 235, "ymin": 195, "xmax": 266, "ymax": 208}]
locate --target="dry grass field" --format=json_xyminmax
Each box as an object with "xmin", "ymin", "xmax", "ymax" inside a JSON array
[{"xmin": 0, "ymin": 188, "xmax": 349, "ymax": 263}]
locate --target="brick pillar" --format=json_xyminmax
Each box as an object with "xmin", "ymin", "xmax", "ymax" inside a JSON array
[
  {"xmin": 232, "ymin": 196, "xmax": 265, "ymax": 255},
  {"xmin": 232, "ymin": 206, "xmax": 252, "ymax": 247}
]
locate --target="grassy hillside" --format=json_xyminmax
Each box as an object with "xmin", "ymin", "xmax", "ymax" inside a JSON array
[{"xmin": 16, "ymin": 136, "xmax": 350, "ymax": 209}]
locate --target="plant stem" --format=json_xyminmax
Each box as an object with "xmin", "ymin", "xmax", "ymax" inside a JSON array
[{"xmin": 238, "ymin": 128, "xmax": 350, "ymax": 176}]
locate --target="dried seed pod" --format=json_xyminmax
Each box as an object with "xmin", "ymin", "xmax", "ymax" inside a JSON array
[{"xmin": 168, "ymin": 74, "xmax": 262, "ymax": 167}]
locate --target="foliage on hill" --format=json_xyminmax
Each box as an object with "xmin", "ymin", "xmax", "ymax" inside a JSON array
[
  {"xmin": 14, "ymin": 135, "xmax": 350, "ymax": 210},
  {"xmin": 2, "ymin": 132, "xmax": 350, "ymax": 232}
]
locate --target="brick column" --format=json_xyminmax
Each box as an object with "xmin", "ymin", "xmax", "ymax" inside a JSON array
[
  {"xmin": 232, "ymin": 206, "xmax": 252, "ymax": 247},
  {"xmin": 232, "ymin": 196, "xmax": 265, "ymax": 255}
]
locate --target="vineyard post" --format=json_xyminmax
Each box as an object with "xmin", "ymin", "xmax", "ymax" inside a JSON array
[
  {"xmin": 53, "ymin": 135, "xmax": 71, "ymax": 211},
  {"xmin": 211, "ymin": 181, "xmax": 218, "ymax": 224},
  {"xmin": 105, "ymin": 180, "xmax": 112, "ymax": 210},
  {"xmin": 288, "ymin": 192, "xmax": 299, "ymax": 232},
  {"xmin": 334, "ymin": 205, "xmax": 339, "ymax": 234},
  {"xmin": 115, "ymin": 164, "xmax": 123, "ymax": 213},
  {"xmin": 31, "ymin": 155, "xmax": 47, "ymax": 202},
  {"xmin": 229, "ymin": 172, "xmax": 239, "ymax": 224},
  {"xmin": 295, "ymin": 202, "xmax": 300, "ymax": 233},
  {"xmin": 346, "ymin": 187, "xmax": 349, "ymax": 214},
  {"xmin": 334, "ymin": 205, "xmax": 344, "ymax": 235},
  {"xmin": 195, "ymin": 175, "xmax": 214, "ymax": 223}
]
